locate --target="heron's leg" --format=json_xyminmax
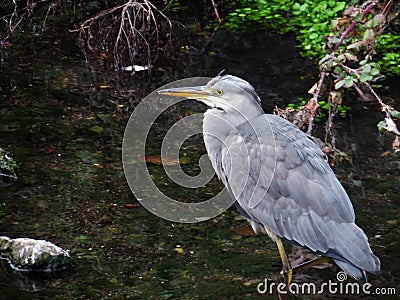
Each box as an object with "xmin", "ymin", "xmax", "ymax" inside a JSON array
[
  {"xmin": 292, "ymin": 256, "xmax": 331, "ymax": 272},
  {"xmin": 275, "ymin": 236, "xmax": 292, "ymax": 286}
]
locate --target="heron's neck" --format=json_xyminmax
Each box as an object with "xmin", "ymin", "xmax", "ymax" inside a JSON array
[
  {"xmin": 203, "ymin": 106, "xmax": 263, "ymax": 149},
  {"xmin": 204, "ymin": 105, "xmax": 263, "ymax": 133},
  {"xmin": 202, "ymin": 106, "xmax": 263, "ymax": 174}
]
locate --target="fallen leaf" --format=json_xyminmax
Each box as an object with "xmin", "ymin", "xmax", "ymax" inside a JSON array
[
  {"xmin": 124, "ymin": 203, "xmax": 139, "ymax": 209},
  {"xmin": 234, "ymin": 227, "xmax": 255, "ymax": 236}
]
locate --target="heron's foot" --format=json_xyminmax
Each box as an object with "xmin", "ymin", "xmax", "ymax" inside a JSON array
[
  {"xmin": 276, "ymin": 267, "xmax": 293, "ymax": 300},
  {"xmin": 278, "ymin": 266, "xmax": 293, "ymax": 286},
  {"xmin": 292, "ymin": 256, "xmax": 331, "ymax": 273}
]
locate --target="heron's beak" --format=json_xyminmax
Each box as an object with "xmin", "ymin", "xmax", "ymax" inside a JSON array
[{"xmin": 158, "ymin": 86, "xmax": 211, "ymax": 99}]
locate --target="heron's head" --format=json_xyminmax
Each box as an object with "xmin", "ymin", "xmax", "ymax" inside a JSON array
[{"xmin": 158, "ymin": 74, "xmax": 263, "ymax": 117}]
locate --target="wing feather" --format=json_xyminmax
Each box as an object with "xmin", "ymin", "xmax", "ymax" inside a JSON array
[{"xmin": 217, "ymin": 114, "xmax": 379, "ymax": 274}]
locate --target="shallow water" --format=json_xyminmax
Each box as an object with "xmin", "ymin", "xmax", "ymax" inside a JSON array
[{"xmin": 0, "ymin": 28, "xmax": 399, "ymax": 299}]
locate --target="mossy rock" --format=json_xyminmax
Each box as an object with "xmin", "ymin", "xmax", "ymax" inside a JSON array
[{"xmin": 0, "ymin": 236, "xmax": 73, "ymax": 272}]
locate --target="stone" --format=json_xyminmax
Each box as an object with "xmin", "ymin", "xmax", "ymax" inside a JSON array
[{"xmin": 0, "ymin": 236, "xmax": 73, "ymax": 272}]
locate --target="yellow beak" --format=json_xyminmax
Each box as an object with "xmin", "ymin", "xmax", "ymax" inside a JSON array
[{"xmin": 158, "ymin": 86, "xmax": 211, "ymax": 99}]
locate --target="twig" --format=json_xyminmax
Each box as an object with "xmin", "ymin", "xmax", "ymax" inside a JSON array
[
  {"xmin": 306, "ymin": 71, "xmax": 327, "ymax": 135},
  {"xmin": 352, "ymin": 83, "xmax": 368, "ymax": 101},
  {"xmin": 340, "ymin": 64, "xmax": 391, "ymax": 117},
  {"xmin": 75, "ymin": 0, "xmax": 171, "ymax": 75},
  {"xmin": 333, "ymin": 0, "xmax": 380, "ymax": 51},
  {"xmin": 210, "ymin": 0, "xmax": 221, "ymax": 23}
]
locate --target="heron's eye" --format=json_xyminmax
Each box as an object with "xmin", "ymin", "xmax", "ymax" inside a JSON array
[{"xmin": 216, "ymin": 89, "xmax": 223, "ymax": 96}]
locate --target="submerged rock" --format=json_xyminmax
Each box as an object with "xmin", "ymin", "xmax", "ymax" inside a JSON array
[{"xmin": 0, "ymin": 237, "xmax": 73, "ymax": 272}]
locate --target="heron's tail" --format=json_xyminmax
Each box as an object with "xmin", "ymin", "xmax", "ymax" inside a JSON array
[
  {"xmin": 333, "ymin": 259, "xmax": 368, "ymax": 281},
  {"xmin": 328, "ymin": 222, "xmax": 380, "ymax": 280}
]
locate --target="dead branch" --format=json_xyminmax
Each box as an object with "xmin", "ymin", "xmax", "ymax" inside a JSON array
[{"xmin": 76, "ymin": 0, "xmax": 172, "ymax": 73}]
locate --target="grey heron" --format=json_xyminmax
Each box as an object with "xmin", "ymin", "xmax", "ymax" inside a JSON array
[{"xmin": 158, "ymin": 74, "xmax": 380, "ymax": 283}]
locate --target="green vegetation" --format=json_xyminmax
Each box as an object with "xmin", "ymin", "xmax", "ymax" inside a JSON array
[
  {"xmin": 287, "ymin": 100, "xmax": 350, "ymax": 122},
  {"xmin": 222, "ymin": 0, "xmax": 399, "ymax": 151},
  {"xmin": 222, "ymin": 0, "xmax": 399, "ymax": 76},
  {"xmin": 223, "ymin": 0, "xmax": 291, "ymax": 32},
  {"xmin": 0, "ymin": 0, "xmax": 398, "ymax": 150},
  {"xmin": 376, "ymin": 34, "xmax": 400, "ymax": 75}
]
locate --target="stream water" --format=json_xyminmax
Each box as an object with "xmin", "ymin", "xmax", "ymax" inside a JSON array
[{"xmin": 0, "ymin": 27, "xmax": 399, "ymax": 299}]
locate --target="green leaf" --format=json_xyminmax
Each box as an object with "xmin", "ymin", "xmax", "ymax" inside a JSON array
[
  {"xmin": 377, "ymin": 120, "xmax": 387, "ymax": 133},
  {"xmin": 347, "ymin": 41, "xmax": 363, "ymax": 49},
  {"xmin": 96, "ymin": 113, "xmax": 114, "ymax": 123},
  {"xmin": 354, "ymin": 14, "xmax": 363, "ymax": 22},
  {"xmin": 335, "ymin": 79, "xmax": 346, "ymax": 89},
  {"xmin": 389, "ymin": 109, "xmax": 400, "ymax": 119},
  {"xmin": 325, "ymin": 9, "xmax": 334, "ymax": 16},
  {"xmin": 371, "ymin": 68, "xmax": 380, "ymax": 76},
  {"xmin": 344, "ymin": 76, "xmax": 354, "ymax": 88},
  {"xmin": 333, "ymin": 2, "xmax": 346, "ymax": 13},
  {"xmin": 362, "ymin": 64, "xmax": 371, "ymax": 73},
  {"xmin": 90, "ymin": 126, "xmax": 104, "ymax": 134},
  {"xmin": 319, "ymin": 54, "xmax": 331, "ymax": 65},
  {"xmin": 300, "ymin": 3, "xmax": 308, "ymax": 11},
  {"xmin": 292, "ymin": 3, "xmax": 301, "ymax": 10},
  {"xmin": 363, "ymin": 29, "xmax": 372, "ymax": 41},
  {"xmin": 329, "ymin": 37, "xmax": 339, "ymax": 44},
  {"xmin": 360, "ymin": 73, "xmax": 373, "ymax": 82},
  {"xmin": 331, "ymin": 19, "xmax": 338, "ymax": 29},
  {"xmin": 333, "ymin": 66, "xmax": 342, "ymax": 74}
]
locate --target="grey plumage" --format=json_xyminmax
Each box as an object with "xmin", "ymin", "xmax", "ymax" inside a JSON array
[{"xmin": 158, "ymin": 74, "xmax": 381, "ymax": 280}]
